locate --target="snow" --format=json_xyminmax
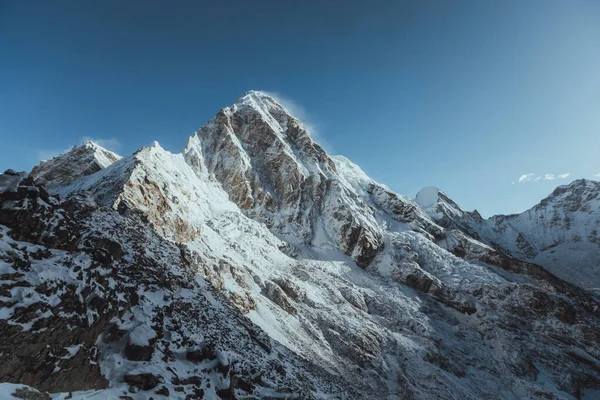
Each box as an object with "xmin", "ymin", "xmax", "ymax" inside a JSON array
[
  {"xmin": 0, "ymin": 383, "xmax": 47, "ymax": 399},
  {"xmin": 475, "ymin": 179, "xmax": 600, "ymax": 288},
  {"xmin": 129, "ymin": 324, "xmax": 157, "ymax": 346},
  {"xmin": 30, "ymin": 141, "xmax": 121, "ymax": 192},
  {"xmin": 82, "ymin": 141, "xmax": 121, "ymax": 168},
  {"xmin": 415, "ymin": 186, "xmax": 440, "ymax": 210},
  {"xmin": 62, "ymin": 344, "xmax": 82, "ymax": 359}
]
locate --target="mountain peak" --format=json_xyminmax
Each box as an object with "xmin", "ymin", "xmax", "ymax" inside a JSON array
[
  {"xmin": 30, "ymin": 141, "xmax": 121, "ymax": 192},
  {"xmin": 81, "ymin": 140, "xmax": 104, "ymax": 150},
  {"xmin": 532, "ymin": 177, "xmax": 600, "ymax": 212},
  {"xmin": 565, "ymin": 178, "xmax": 600, "ymax": 188},
  {"xmin": 241, "ymin": 89, "xmax": 273, "ymax": 99},
  {"xmin": 414, "ymin": 185, "xmax": 474, "ymax": 229},
  {"xmin": 232, "ymin": 90, "xmax": 292, "ymax": 121}
]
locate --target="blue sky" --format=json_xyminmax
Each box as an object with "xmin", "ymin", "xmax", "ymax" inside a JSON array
[{"xmin": 1, "ymin": 1, "xmax": 599, "ymax": 217}]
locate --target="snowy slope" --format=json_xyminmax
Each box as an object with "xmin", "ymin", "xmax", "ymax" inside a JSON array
[{"xmin": 2, "ymin": 92, "xmax": 600, "ymax": 399}]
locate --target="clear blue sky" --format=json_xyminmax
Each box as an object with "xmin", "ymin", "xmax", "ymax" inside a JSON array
[{"xmin": 1, "ymin": 0, "xmax": 599, "ymax": 216}]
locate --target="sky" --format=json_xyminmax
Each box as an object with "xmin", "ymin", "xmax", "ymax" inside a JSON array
[{"xmin": 1, "ymin": 0, "xmax": 599, "ymax": 217}]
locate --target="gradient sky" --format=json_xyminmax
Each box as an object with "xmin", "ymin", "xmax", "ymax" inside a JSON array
[{"xmin": 1, "ymin": 0, "xmax": 599, "ymax": 217}]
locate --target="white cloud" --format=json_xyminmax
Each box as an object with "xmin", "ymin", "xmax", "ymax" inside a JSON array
[
  {"xmin": 594, "ymin": 173, "xmax": 600, "ymax": 177},
  {"xmin": 517, "ymin": 173, "xmax": 535, "ymax": 183},
  {"xmin": 514, "ymin": 172, "xmax": 572, "ymax": 184},
  {"xmin": 80, "ymin": 136, "xmax": 121, "ymax": 153}
]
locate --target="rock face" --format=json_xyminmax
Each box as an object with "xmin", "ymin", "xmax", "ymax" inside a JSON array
[
  {"xmin": 30, "ymin": 141, "xmax": 121, "ymax": 192},
  {"xmin": 2, "ymin": 92, "xmax": 600, "ymax": 399},
  {"xmin": 183, "ymin": 91, "xmax": 384, "ymax": 267}
]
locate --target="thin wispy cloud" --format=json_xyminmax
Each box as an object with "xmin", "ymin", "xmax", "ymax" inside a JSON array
[
  {"xmin": 513, "ymin": 172, "xmax": 571, "ymax": 184},
  {"xmin": 516, "ymin": 173, "xmax": 535, "ymax": 183},
  {"xmin": 36, "ymin": 137, "xmax": 122, "ymax": 162}
]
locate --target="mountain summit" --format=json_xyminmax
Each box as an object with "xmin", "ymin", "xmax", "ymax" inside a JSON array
[
  {"xmin": 1, "ymin": 92, "xmax": 600, "ymax": 399},
  {"xmin": 31, "ymin": 141, "xmax": 121, "ymax": 191},
  {"xmin": 184, "ymin": 90, "xmax": 383, "ymax": 266}
]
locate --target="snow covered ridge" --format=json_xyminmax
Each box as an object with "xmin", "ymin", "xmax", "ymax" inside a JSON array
[
  {"xmin": 416, "ymin": 180, "xmax": 600, "ymax": 289},
  {"xmin": 2, "ymin": 91, "xmax": 600, "ymax": 398},
  {"xmin": 30, "ymin": 141, "xmax": 121, "ymax": 191}
]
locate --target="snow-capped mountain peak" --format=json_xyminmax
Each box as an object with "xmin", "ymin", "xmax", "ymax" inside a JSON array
[
  {"xmin": 184, "ymin": 92, "xmax": 383, "ymax": 267},
  {"xmin": 414, "ymin": 185, "xmax": 482, "ymax": 229},
  {"xmin": 482, "ymin": 177, "xmax": 600, "ymax": 288},
  {"xmin": 31, "ymin": 141, "xmax": 121, "ymax": 191},
  {"xmin": 537, "ymin": 178, "xmax": 600, "ymax": 210}
]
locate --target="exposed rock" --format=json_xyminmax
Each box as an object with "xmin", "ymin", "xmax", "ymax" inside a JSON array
[
  {"xmin": 184, "ymin": 91, "xmax": 384, "ymax": 268},
  {"xmin": 265, "ymin": 281, "xmax": 297, "ymax": 314},
  {"xmin": 124, "ymin": 341, "xmax": 154, "ymax": 362},
  {"xmin": 339, "ymin": 287, "xmax": 368, "ymax": 312},
  {"xmin": 186, "ymin": 343, "xmax": 217, "ymax": 363},
  {"xmin": 274, "ymin": 277, "xmax": 306, "ymax": 301},
  {"xmin": 9, "ymin": 385, "xmax": 51, "ymax": 400},
  {"xmin": 417, "ymin": 180, "xmax": 600, "ymax": 289},
  {"xmin": 123, "ymin": 373, "xmax": 162, "ymax": 391},
  {"xmin": 30, "ymin": 142, "xmax": 121, "ymax": 192},
  {"xmin": 155, "ymin": 386, "xmax": 169, "ymax": 396}
]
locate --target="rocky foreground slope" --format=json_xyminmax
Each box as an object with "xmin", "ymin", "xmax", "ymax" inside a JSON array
[{"xmin": 1, "ymin": 91, "xmax": 600, "ymax": 399}]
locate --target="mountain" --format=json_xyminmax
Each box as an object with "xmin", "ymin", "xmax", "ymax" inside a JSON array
[
  {"xmin": 2, "ymin": 91, "xmax": 600, "ymax": 399},
  {"xmin": 30, "ymin": 141, "xmax": 121, "ymax": 192},
  {"xmin": 416, "ymin": 182, "xmax": 600, "ymax": 290},
  {"xmin": 183, "ymin": 91, "xmax": 383, "ymax": 266}
]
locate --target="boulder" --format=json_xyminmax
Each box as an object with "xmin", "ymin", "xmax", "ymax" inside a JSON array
[
  {"xmin": 123, "ymin": 373, "xmax": 162, "ymax": 391},
  {"xmin": 124, "ymin": 342, "xmax": 154, "ymax": 362},
  {"xmin": 186, "ymin": 343, "xmax": 217, "ymax": 363}
]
